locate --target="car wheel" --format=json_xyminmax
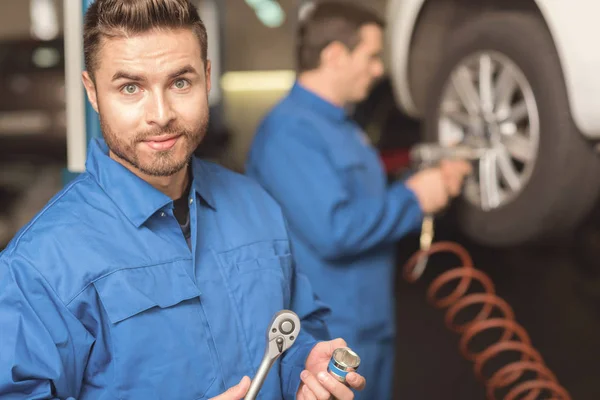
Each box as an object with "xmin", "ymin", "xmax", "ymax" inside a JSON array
[{"xmin": 423, "ymin": 11, "xmax": 600, "ymax": 247}]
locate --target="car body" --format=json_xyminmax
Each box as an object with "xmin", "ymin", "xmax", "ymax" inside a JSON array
[{"xmin": 386, "ymin": 0, "xmax": 600, "ymax": 138}]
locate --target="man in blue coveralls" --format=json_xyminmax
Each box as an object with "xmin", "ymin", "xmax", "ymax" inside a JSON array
[
  {"xmin": 0, "ymin": 1, "xmax": 367, "ymax": 399},
  {"xmin": 246, "ymin": 1, "xmax": 473, "ymax": 399}
]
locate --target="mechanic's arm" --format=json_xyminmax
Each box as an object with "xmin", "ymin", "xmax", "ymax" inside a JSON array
[
  {"xmin": 0, "ymin": 257, "xmax": 93, "ymax": 399},
  {"xmin": 249, "ymin": 124, "xmax": 423, "ymax": 261}
]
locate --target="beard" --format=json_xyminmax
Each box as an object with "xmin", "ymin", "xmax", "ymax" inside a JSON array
[{"xmin": 99, "ymin": 108, "xmax": 209, "ymax": 177}]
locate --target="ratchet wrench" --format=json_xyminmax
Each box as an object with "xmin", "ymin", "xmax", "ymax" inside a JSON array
[{"xmin": 244, "ymin": 310, "xmax": 301, "ymax": 400}]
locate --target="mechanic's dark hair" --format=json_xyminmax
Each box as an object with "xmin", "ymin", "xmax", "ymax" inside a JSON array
[
  {"xmin": 83, "ymin": 0, "xmax": 207, "ymax": 78},
  {"xmin": 297, "ymin": 1, "xmax": 384, "ymax": 72}
]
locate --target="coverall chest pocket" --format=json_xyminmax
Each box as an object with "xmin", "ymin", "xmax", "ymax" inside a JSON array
[
  {"xmin": 217, "ymin": 248, "xmax": 292, "ymax": 369},
  {"xmin": 93, "ymin": 260, "xmax": 217, "ymax": 400}
]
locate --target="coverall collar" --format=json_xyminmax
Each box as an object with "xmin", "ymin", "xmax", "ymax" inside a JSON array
[
  {"xmin": 85, "ymin": 138, "xmax": 216, "ymax": 228},
  {"xmin": 291, "ymin": 81, "xmax": 347, "ymax": 121}
]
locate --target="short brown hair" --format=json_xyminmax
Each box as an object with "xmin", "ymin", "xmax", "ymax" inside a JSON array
[
  {"xmin": 84, "ymin": 0, "xmax": 207, "ymax": 77},
  {"xmin": 297, "ymin": 1, "xmax": 384, "ymax": 72}
]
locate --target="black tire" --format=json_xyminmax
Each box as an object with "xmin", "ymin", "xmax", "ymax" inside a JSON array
[{"xmin": 423, "ymin": 11, "xmax": 600, "ymax": 247}]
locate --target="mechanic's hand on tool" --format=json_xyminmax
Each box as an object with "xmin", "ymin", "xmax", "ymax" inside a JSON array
[
  {"xmin": 209, "ymin": 376, "xmax": 251, "ymax": 400},
  {"xmin": 297, "ymin": 338, "xmax": 366, "ymax": 400},
  {"xmin": 405, "ymin": 160, "xmax": 472, "ymax": 213},
  {"xmin": 439, "ymin": 159, "xmax": 472, "ymax": 197},
  {"xmin": 405, "ymin": 167, "xmax": 450, "ymax": 213}
]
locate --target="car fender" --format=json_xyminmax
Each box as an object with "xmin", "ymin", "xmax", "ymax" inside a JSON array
[{"xmin": 386, "ymin": 0, "xmax": 600, "ymax": 137}]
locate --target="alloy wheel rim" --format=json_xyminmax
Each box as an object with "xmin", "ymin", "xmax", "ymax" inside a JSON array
[{"xmin": 437, "ymin": 51, "xmax": 540, "ymax": 211}]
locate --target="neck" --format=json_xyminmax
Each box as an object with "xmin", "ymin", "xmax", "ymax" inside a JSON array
[
  {"xmin": 110, "ymin": 151, "xmax": 190, "ymax": 200},
  {"xmin": 297, "ymin": 70, "xmax": 346, "ymax": 107}
]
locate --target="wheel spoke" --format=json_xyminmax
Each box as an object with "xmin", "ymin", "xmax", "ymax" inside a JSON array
[
  {"xmin": 479, "ymin": 54, "xmax": 494, "ymax": 114},
  {"xmin": 506, "ymin": 100, "xmax": 529, "ymax": 124},
  {"xmin": 441, "ymin": 101, "xmax": 472, "ymax": 128},
  {"xmin": 451, "ymin": 65, "xmax": 481, "ymax": 116},
  {"xmin": 496, "ymin": 147, "xmax": 522, "ymax": 192},
  {"xmin": 494, "ymin": 64, "xmax": 518, "ymax": 113},
  {"xmin": 479, "ymin": 151, "xmax": 502, "ymax": 210},
  {"xmin": 501, "ymin": 131, "xmax": 535, "ymax": 162}
]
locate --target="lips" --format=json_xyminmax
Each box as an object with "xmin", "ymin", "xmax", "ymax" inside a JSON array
[{"xmin": 143, "ymin": 134, "xmax": 181, "ymax": 151}]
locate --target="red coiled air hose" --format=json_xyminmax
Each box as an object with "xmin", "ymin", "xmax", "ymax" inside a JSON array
[{"xmin": 402, "ymin": 241, "xmax": 572, "ymax": 400}]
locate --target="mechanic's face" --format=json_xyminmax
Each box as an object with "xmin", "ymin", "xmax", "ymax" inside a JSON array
[
  {"xmin": 82, "ymin": 28, "xmax": 210, "ymax": 177},
  {"xmin": 343, "ymin": 24, "xmax": 384, "ymax": 103}
]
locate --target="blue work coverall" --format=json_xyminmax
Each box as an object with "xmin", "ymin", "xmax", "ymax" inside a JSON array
[
  {"xmin": 246, "ymin": 82, "xmax": 424, "ymax": 400},
  {"xmin": 0, "ymin": 138, "xmax": 330, "ymax": 399}
]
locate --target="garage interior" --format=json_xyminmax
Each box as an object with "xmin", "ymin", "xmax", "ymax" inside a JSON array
[{"xmin": 1, "ymin": 0, "xmax": 599, "ymax": 399}]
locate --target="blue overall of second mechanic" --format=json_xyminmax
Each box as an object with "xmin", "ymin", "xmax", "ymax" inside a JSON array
[{"xmin": 246, "ymin": 2, "xmax": 472, "ymax": 398}]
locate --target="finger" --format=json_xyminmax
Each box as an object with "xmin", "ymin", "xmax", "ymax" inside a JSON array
[
  {"xmin": 441, "ymin": 159, "xmax": 472, "ymax": 175},
  {"xmin": 346, "ymin": 372, "xmax": 367, "ymax": 391},
  {"xmin": 446, "ymin": 178, "xmax": 462, "ymax": 197},
  {"xmin": 316, "ymin": 371, "xmax": 354, "ymax": 400},
  {"xmin": 211, "ymin": 376, "xmax": 251, "ymax": 400},
  {"xmin": 301, "ymin": 384, "xmax": 318, "ymax": 400},
  {"xmin": 441, "ymin": 169, "xmax": 465, "ymax": 197},
  {"xmin": 300, "ymin": 370, "xmax": 331, "ymax": 400},
  {"xmin": 329, "ymin": 337, "xmax": 348, "ymax": 353},
  {"xmin": 454, "ymin": 160, "xmax": 473, "ymax": 176},
  {"xmin": 435, "ymin": 189, "xmax": 450, "ymax": 210},
  {"xmin": 439, "ymin": 164, "xmax": 456, "ymax": 186},
  {"xmin": 439, "ymin": 159, "xmax": 455, "ymax": 176}
]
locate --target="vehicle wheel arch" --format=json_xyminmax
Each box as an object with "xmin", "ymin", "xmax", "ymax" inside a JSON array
[{"xmin": 407, "ymin": 0, "xmax": 552, "ymax": 116}]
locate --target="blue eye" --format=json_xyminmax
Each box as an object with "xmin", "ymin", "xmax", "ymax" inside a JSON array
[
  {"xmin": 123, "ymin": 84, "xmax": 138, "ymax": 94},
  {"xmin": 174, "ymin": 79, "xmax": 189, "ymax": 89}
]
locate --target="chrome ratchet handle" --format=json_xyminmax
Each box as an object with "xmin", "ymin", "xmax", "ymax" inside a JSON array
[{"xmin": 244, "ymin": 310, "xmax": 301, "ymax": 400}]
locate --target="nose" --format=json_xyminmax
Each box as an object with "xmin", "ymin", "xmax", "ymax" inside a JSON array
[{"xmin": 146, "ymin": 91, "xmax": 176, "ymax": 127}]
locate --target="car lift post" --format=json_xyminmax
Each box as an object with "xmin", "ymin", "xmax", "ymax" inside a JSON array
[{"xmin": 62, "ymin": 0, "xmax": 101, "ymax": 183}]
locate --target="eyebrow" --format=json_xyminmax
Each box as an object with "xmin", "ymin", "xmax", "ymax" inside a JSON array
[
  {"xmin": 111, "ymin": 65, "xmax": 199, "ymax": 82},
  {"xmin": 111, "ymin": 71, "xmax": 145, "ymax": 82},
  {"xmin": 168, "ymin": 65, "xmax": 198, "ymax": 79}
]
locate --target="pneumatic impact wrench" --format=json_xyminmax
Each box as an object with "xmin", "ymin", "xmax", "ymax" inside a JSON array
[{"xmin": 409, "ymin": 143, "xmax": 487, "ymax": 279}]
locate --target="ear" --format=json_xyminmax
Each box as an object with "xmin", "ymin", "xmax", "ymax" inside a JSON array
[
  {"xmin": 82, "ymin": 71, "xmax": 99, "ymax": 113},
  {"xmin": 320, "ymin": 41, "xmax": 350, "ymax": 69},
  {"xmin": 205, "ymin": 59, "xmax": 212, "ymax": 93}
]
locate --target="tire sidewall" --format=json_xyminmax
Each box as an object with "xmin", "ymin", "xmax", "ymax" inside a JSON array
[{"xmin": 423, "ymin": 12, "xmax": 600, "ymax": 246}]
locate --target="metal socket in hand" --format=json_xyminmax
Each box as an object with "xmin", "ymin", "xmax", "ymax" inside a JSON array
[{"xmin": 327, "ymin": 347, "xmax": 361, "ymax": 384}]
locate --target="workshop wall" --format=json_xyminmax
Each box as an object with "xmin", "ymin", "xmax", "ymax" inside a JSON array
[{"xmin": 0, "ymin": 0, "xmax": 63, "ymax": 39}]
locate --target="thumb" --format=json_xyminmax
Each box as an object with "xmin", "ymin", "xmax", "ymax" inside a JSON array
[
  {"xmin": 329, "ymin": 337, "xmax": 348, "ymax": 352},
  {"xmin": 211, "ymin": 376, "xmax": 251, "ymax": 400}
]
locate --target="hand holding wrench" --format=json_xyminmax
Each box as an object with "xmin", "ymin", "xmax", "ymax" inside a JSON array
[{"xmin": 244, "ymin": 310, "xmax": 301, "ymax": 400}]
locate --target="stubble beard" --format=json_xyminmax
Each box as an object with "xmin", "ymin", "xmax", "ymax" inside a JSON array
[{"xmin": 99, "ymin": 108, "xmax": 209, "ymax": 177}]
